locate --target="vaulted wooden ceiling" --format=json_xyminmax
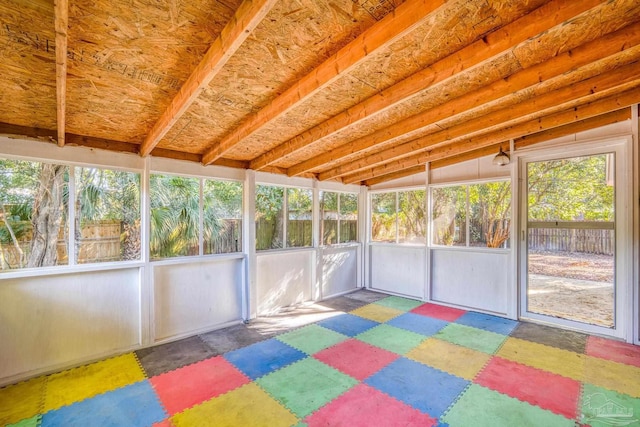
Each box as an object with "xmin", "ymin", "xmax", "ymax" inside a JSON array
[{"xmin": 1, "ymin": 0, "xmax": 639, "ymax": 185}]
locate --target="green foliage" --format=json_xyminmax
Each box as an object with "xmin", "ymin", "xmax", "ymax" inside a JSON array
[{"xmin": 527, "ymin": 154, "xmax": 614, "ymax": 221}]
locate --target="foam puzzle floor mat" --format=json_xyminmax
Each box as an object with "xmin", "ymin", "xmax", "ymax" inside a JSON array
[{"xmin": 2, "ymin": 290, "xmax": 640, "ymax": 426}]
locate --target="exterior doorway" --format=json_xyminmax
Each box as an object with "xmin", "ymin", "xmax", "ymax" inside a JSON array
[{"xmin": 519, "ymin": 139, "xmax": 632, "ymax": 339}]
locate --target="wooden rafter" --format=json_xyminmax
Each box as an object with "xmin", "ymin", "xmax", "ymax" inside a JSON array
[
  {"xmin": 251, "ymin": 0, "xmax": 602, "ymax": 172},
  {"xmin": 318, "ymin": 51, "xmax": 640, "ymax": 181},
  {"xmin": 346, "ymin": 88, "xmax": 640, "ymax": 184},
  {"xmin": 54, "ymin": 0, "xmax": 68, "ymax": 147},
  {"xmin": 365, "ymin": 107, "xmax": 630, "ymax": 186},
  {"xmin": 201, "ymin": 0, "xmax": 447, "ymax": 165},
  {"xmin": 514, "ymin": 108, "xmax": 631, "ymax": 149},
  {"xmin": 138, "ymin": 0, "xmax": 279, "ymax": 157},
  {"xmin": 289, "ymin": 5, "xmax": 640, "ymax": 178}
]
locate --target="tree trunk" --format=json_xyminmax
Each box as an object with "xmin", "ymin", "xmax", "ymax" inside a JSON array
[{"xmin": 27, "ymin": 164, "xmax": 65, "ymax": 267}]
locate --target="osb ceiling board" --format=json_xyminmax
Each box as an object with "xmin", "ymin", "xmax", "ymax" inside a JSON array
[
  {"xmin": 65, "ymin": 0, "xmax": 242, "ymax": 142},
  {"xmin": 2, "ymin": 0, "xmax": 640, "ymax": 186},
  {"xmin": 304, "ymin": 0, "xmax": 640, "ymax": 176},
  {"xmin": 0, "ymin": 0, "xmax": 56, "ymax": 130},
  {"xmin": 267, "ymin": 0, "xmax": 544, "ymax": 169},
  {"xmin": 159, "ymin": 0, "xmax": 383, "ymax": 155}
]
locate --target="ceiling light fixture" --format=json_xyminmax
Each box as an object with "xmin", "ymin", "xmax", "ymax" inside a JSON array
[{"xmin": 492, "ymin": 146, "xmax": 510, "ymax": 166}]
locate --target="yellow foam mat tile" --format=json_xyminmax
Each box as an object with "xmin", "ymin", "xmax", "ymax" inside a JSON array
[
  {"xmin": 497, "ymin": 337, "xmax": 585, "ymax": 380},
  {"xmin": 172, "ymin": 383, "xmax": 297, "ymax": 427},
  {"xmin": 585, "ymin": 356, "xmax": 640, "ymax": 398},
  {"xmin": 407, "ymin": 338, "xmax": 491, "ymax": 380},
  {"xmin": 351, "ymin": 305, "xmax": 403, "ymax": 323},
  {"xmin": 0, "ymin": 376, "xmax": 46, "ymax": 425},
  {"xmin": 43, "ymin": 353, "xmax": 145, "ymax": 412}
]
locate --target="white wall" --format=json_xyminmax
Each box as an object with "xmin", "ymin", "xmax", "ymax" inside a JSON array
[
  {"xmin": 320, "ymin": 245, "xmax": 360, "ymax": 299},
  {"xmin": 0, "ymin": 268, "xmax": 142, "ymax": 384},
  {"xmin": 256, "ymin": 250, "xmax": 315, "ymax": 315},
  {"xmin": 153, "ymin": 257, "xmax": 244, "ymax": 342},
  {"xmin": 370, "ymin": 245, "xmax": 426, "ymax": 299},
  {"xmin": 430, "ymin": 248, "xmax": 510, "ymax": 315}
]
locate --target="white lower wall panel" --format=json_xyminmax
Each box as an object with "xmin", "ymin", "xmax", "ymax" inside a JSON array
[
  {"xmin": 321, "ymin": 246, "xmax": 358, "ymax": 299},
  {"xmin": 370, "ymin": 245, "xmax": 425, "ymax": 299},
  {"xmin": 153, "ymin": 258, "xmax": 243, "ymax": 342},
  {"xmin": 431, "ymin": 249, "xmax": 510, "ymax": 315},
  {"xmin": 0, "ymin": 268, "xmax": 141, "ymax": 384},
  {"xmin": 256, "ymin": 250, "xmax": 314, "ymax": 315}
]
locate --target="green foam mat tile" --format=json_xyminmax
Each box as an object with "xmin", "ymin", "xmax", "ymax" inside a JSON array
[
  {"xmin": 276, "ymin": 324, "xmax": 348, "ymax": 355},
  {"xmin": 435, "ymin": 323, "xmax": 507, "ymax": 354},
  {"xmin": 356, "ymin": 324, "xmax": 426, "ymax": 355},
  {"xmin": 442, "ymin": 384, "xmax": 575, "ymax": 427},
  {"xmin": 374, "ymin": 296, "xmax": 423, "ymax": 312},
  {"xmin": 581, "ymin": 383, "xmax": 640, "ymax": 426},
  {"xmin": 256, "ymin": 358, "xmax": 357, "ymax": 418}
]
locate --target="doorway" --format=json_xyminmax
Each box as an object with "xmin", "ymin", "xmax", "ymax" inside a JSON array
[{"xmin": 520, "ymin": 140, "xmax": 631, "ymax": 338}]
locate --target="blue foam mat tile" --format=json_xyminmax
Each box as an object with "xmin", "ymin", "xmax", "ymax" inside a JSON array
[
  {"xmin": 365, "ymin": 357, "xmax": 469, "ymax": 418},
  {"xmin": 454, "ymin": 312, "xmax": 518, "ymax": 335},
  {"xmin": 224, "ymin": 338, "xmax": 307, "ymax": 380},
  {"xmin": 40, "ymin": 381, "xmax": 165, "ymax": 427},
  {"xmin": 316, "ymin": 313, "xmax": 379, "ymax": 337},
  {"xmin": 387, "ymin": 312, "xmax": 449, "ymax": 337}
]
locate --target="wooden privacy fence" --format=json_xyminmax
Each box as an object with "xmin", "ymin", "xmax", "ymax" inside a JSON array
[{"xmin": 528, "ymin": 228, "xmax": 614, "ymax": 255}]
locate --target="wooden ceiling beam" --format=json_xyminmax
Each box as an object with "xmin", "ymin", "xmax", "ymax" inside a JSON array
[
  {"xmin": 514, "ymin": 108, "xmax": 631, "ymax": 149},
  {"xmin": 319, "ymin": 53, "xmax": 640, "ymax": 181},
  {"xmin": 345, "ymin": 90, "xmax": 640, "ymax": 184},
  {"xmin": 367, "ymin": 107, "xmax": 630, "ymax": 186},
  {"xmin": 251, "ymin": 0, "xmax": 601, "ymax": 171},
  {"xmin": 139, "ymin": 0, "xmax": 279, "ymax": 157},
  {"xmin": 201, "ymin": 0, "xmax": 447, "ymax": 165},
  {"xmin": 0, "ymin": 123, "xmax": 57, "ymax": 141},
  {"xmin": 54, "ymin": 0, "xmax": 68, "ymax": 147},
  {"xmin": 291, "ymin": 12, "xmax": 640, "ymax": 178}
]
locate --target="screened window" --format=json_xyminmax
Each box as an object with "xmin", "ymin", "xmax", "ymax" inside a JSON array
[
  {"xmin": 371, "ymin": 190, "xmax": 425, "ymax": 244},
  {"xmin": 287, "ymin": 188, "xmax": 312, "ymax": 248},
  {"xmin": 0, "ymin": 160, "xmax": 69, "ymax": 270},
  {"xmin": 255, "ymin": 184, "xmax": 313, "ymax": 251},
  {"xmin": 431, "ymin": 180, "xmax": 511, "ymax": 249},
  {"xmin": 320, "ymin": 191, "xmax": 358, "ymax": 245},
  {"xmin": 150, "ymin": 174, "xmax": 200, "ymax": 259},
  {"xmin": 75, "ymin": 167, "xmax": 141, "ymax": 263},
  {"xmin": 203, "ymin": 179, "xmax": 243, "ymax": 254}
]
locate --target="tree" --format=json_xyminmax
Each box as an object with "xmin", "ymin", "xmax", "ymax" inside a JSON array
[{"xmin": 27, "ymin": 163, "xmax": 66, "ymax": 267}]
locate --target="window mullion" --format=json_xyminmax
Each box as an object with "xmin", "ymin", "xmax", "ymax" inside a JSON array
[{"xmin": 199, "ymin": 178, "xmax": 204, "ymax": 256}]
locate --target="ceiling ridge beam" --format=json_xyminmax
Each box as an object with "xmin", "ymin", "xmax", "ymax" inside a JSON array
[
  {"xmin": 138, "ymin": 0, "xmax": 279, "ymax": 157},
  {"xmin": 347, "ymin": 87, "xmax": 640, "ymax": 184},
  {"xmin": 201, "ymin": 0, "xmax": 447, "ymax": 165},
  {"xmin": 288, "ymin": 1, "xmax": 640, "ymax": 178},
  {"xmin": 335, "ymin": 63, "xmax": 640, "ymax": 181},
  {"xmin": 251, "ymin": 0, "xmax": 601, "ymax": 171},
  {"xmin": 54, "ymin": 0, "xmax": 68, "ymax": 147}
]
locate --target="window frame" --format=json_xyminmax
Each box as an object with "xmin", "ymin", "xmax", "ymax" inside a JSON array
[
  {"xmin": 429, "ymin": 177, "xmax": 512, "ymax": 252},
  {"xmin": 149, "ymin": 171, "xmax": 245, "ymax": 260},
  {"xmin": 320, "ymin": 190, "xmax": 359, "ymax": 247},
  {"xmin": 369, "ymin": 186, "xmax": 426, "ymax": 246},
  {"xmin": 255, "ymin": 183, "xmax": 314, "ymax": 252}
]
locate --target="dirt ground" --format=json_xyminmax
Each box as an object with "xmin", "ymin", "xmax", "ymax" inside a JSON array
[{"xmin": 527, "ymin": 251, "xmax": 614, "ymax": 328}]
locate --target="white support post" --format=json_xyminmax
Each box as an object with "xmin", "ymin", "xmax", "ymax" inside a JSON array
[
  {"xmin": 359, "ymin": 185, "xmax": 368, "ymax": 288},
  {"xmin": 140, "ymin": 156, "xmax": 152, "ymax": 346},
  {"xmin": 244, "ymin": 170, "xmax": 257, "ymax": 320},
  {"xmin": 632, "ymin": 105, "xmax": 639, "ymax": 345},
  {"xmin": 312, "ymin": 180, "xmax": 321, "ymax": 301},
  {"xmin": 425, "ymin": 162, "xmax": 431, "ymax": 302}
]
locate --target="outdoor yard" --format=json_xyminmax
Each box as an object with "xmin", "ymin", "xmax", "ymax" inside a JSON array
[{"xmin": 528, "ymin": 250, "xmax": 614, "ymax": 328}]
